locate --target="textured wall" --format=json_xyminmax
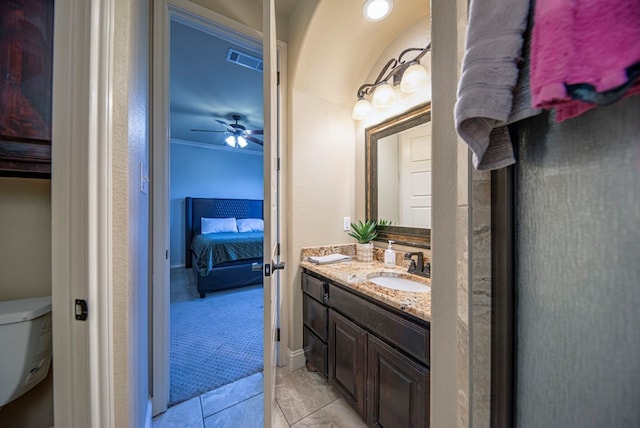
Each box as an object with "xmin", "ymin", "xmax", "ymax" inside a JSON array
[
  {"xmin": 514, "ymin": 97, "xmax": 640, "ymax": 426},
  {"xmin": 112, "ymin": 0, "xmax": 150, "ymax": 426},
  {"xmin": 0, "ymin": 178, "xmax": 51, "ymax": 300},
  {"xmin": 287, "ymin": 90, "xmax": 355, "ymax": 351}
]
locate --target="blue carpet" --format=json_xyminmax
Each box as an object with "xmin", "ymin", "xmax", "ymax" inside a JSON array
[{"xmin": 170, "ymin": 285, "xmax": 264, "ymax": 405}]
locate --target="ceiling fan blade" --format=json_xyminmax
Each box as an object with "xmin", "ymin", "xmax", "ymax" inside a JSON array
[
  {"xmin": 246, "ymin": 129, "xmax": 263, "ymax": 135},
  {"xmin": 214, "ymin": 119, "xmax": 235, "ymax": 132},
  {"xmin": 246, "ymin": 135, "xmax": 263, "ymax": 146},
  {"xmin": 191, "ymin": 129, "xmax": 228, "ymax": 133}
]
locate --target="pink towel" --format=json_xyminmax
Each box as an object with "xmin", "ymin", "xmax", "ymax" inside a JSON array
[{"xmin": 530, "ymin": 0, "xmax": 640, "ymax": 122}]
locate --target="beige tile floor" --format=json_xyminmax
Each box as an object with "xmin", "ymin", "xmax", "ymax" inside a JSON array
[
  {"xmin": 152, "ymin": 367, "xmax": 366, "ymax": 427},
  {"xmin": 153, "ymin": 268, "xmax": 366, "ymax": 427}
]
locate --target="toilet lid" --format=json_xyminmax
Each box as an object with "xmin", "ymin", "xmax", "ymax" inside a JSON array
[{"xmin": 0, "ymin": 296, "xmax": 52, "ymax": 325}]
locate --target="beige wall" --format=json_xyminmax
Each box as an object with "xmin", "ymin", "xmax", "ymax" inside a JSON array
[
  {"xmin": 187, "ymin": 0, "xmax": 291, "ymax": 41},
  {"xmin": 0, "ymin": 178, "xmax": 51, "ymax": 300},
  {"xmin": 286, "ymin": 89, "xmax": 356, "ymax": 351}
]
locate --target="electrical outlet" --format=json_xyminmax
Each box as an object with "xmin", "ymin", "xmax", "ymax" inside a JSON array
[{"xmin": 343, "ymin": 217, "xmax": 351, "ymax": 231}]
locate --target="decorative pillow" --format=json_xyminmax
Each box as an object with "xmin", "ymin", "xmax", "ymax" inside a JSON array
[
  {"xmin": 201, "ymin": 217, "xmax": 237, "ymax": 234},
  {"xmin": 237, "ymin": 218, "xmax": 264, "ymax": 233}
]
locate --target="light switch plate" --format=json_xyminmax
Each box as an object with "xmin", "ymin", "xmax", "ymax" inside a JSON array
[{"xmin": 343, "ymin": 217, "xmax": 351, "ymax": 231}]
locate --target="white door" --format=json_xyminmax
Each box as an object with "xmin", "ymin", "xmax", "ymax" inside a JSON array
[
  {"xmin": 399, "ymin": 123, "xmax": 431, "ymax": 228},
  {"xmin": 262, "ymin": 0, "xmax": 281, "ymax": 425}
]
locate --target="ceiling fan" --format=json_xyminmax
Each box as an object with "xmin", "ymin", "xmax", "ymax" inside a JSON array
[{"xmin": 191, "ymin": 114, "xmax": 263, "ymax": 147}]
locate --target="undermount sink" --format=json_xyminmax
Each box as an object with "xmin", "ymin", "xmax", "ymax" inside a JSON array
[{"xmin": 366, "ymin": 272, "xmax": 431, "ymax": 293}]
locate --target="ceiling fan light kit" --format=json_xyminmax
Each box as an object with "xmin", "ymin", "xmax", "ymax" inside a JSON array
[
  {"xmin": 226, "ymin": 135, "xmax": 248, "ymax": 148},
  {"xmin": 191, "ymin": 114, "xmax": 263, "ymax": 148}
]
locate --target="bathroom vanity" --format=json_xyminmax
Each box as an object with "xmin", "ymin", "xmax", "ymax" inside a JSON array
[{"xmin": 300, "ymin": 254, "xmax": 431, "ymax": 428}]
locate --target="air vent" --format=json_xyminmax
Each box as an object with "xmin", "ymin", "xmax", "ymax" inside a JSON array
[{"xmin": 226, "ymin": 48, "xmax": 263, "ymax": 72}]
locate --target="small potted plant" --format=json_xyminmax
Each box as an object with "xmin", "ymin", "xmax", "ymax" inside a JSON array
[{"xmin": 348, "ymin": 219, "xmax": 378, "ymax": 262}]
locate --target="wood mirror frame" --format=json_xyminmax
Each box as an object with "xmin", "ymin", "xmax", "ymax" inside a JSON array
[{"xmin": 365, "ymin": 102, "xmax": 431, "ymax": 248}]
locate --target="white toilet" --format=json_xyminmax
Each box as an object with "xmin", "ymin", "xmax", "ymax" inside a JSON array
[{"xmin": 0, "ymin": 296, "xmax": 52, "ymax": 408}]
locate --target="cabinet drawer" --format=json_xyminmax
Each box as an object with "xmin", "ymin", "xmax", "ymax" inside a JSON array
[
  {"xmin": 330, "ymin": 284, "xmax": 430, "ymax": 366},
  {"xmin": 303, "ymin": 326, "xmax": 328, "ymax": 378},
  {"xmin": 302, "ymin": 272, "xmax": 328, "ymax": 304},
  {"xmin": 303, "ymin": 294, "xmax": 328, "ymax": 341}
]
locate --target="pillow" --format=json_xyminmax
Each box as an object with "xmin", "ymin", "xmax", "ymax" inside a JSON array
[
  {"xmin": 201, "ymin": 217, "xmax": 237, "ymax": 234},
  {"xmin": 236, "ymin": 218, "xmax": 264, "ymax": 233}
]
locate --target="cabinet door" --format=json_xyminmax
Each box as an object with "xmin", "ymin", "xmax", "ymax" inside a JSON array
[
  {"xmin": 367, "ymin": 335, "xmax": 430, "ymax": 428},
  {"xmin": 329, "ymin": 309, "xmax": 367, "ymax": 418}
]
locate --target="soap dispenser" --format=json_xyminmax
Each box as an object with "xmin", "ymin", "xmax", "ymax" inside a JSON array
[{"xmin": 384, "ymin": 240, "xmax": 396, "ymax": 268}]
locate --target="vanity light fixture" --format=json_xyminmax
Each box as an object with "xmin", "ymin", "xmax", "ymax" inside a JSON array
[
  {"xmin": 225, "ymin": 135, "xmax": 248, "ymax": 148},
  {"xmin": 352, "ymin": 43, "xmax": 431, "ymax": 120},
  {"xmin": 363, "ymin": 0, "xmax": 393, "ymax": 22}
]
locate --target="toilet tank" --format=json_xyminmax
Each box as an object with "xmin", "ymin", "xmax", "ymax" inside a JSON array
[{"xmin": 0, "ymin": 296, "xmax": 52, "ymax": 406}]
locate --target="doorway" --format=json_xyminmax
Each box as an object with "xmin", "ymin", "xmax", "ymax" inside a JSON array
[{"xmin": 151, "ymin": 1, "xmax": 281, "ymax": 417}]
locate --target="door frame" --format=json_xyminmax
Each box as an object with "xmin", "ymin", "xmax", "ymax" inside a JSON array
[
  {"xmin": 52, "ymin": 0, "xmax": 115, "ymax": 426},
  {"xmin": 150, "ymin": 0, "xmax": 288, "ymax": 415}
]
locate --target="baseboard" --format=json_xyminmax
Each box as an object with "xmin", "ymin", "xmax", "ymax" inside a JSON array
[
  {"xmin": 287, "ymin": 347, "xmax": 306, "ymax": 372},
  {"xmin": 170, "ymin": 263, "xmax": 185, "ymax": 269},
  {"xmin": 145, "ymin": 399, "xmax": 153, "ymax": 428}
]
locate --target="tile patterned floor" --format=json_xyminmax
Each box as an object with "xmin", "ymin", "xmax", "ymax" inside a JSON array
[{"xmin": 152, "ymin": 367, "xmax": 366, "ymax": 427}]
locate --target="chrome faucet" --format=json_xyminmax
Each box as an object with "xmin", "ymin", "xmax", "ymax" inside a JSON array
[{"xmin": 404, "ymin": 252, "xmax": 431, "ymax": 278}]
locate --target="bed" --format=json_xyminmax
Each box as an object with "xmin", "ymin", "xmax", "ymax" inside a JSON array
[{"xmin": 185, "ymin": 197, "xmax": 264, "ymax": 298}]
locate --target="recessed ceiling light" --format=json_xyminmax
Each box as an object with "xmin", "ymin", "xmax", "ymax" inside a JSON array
[{"xmin": 363, "ymin": 0, "xmax": 393, "ymax": 22}]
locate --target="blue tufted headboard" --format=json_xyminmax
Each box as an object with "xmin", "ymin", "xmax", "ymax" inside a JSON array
[{"xmin": 185, "ymin": 197, "xmax": 263, "ymax": 268}]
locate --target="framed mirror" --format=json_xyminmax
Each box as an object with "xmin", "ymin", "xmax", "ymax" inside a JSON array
[{"xmin": 366, "ymin": 103, "xmax": 431, "ymax": 248}]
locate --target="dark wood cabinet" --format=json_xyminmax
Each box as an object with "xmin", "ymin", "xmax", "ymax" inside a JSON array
[
  {"xmin": 367, "ymin": 335, "xmax": 430, "ymax": 428},
  {"xmin": 328, "ymin": 309, "xmax": 367, "ymax": 418},
  {"xmin": 302, "ymin": 270, "xmax": 430, "ymax": 427}
]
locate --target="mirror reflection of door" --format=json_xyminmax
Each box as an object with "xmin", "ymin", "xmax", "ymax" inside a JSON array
[
  {"xmin": 399, "ymin": 122, "xmax": 431, "ymax": 228},
  {"xmin": 377, "ymin": 122, "xmax": 431, "ymax": 229}
]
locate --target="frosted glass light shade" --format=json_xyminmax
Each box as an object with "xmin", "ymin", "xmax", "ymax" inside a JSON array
[
  {"xmin": 363, "ymin": 0, "xmax": 393, "ymax": 22},
  {"xmin": 372, "ymin": 83, "xmax": 395, "ymax": 109},
  {"xmin": 352, "ymin": 98, "xmax": 372, "ymax": 120},
  {"xmin": 226, "ymin": 135, "xmax": 248, "ymax": 148},
  {"xmin": 400, "ymin": 63, "xmax": 428, "ymax": 93}
]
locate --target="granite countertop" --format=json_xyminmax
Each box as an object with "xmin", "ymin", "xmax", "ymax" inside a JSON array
[{"xmin": 300, "ymin": 245, "xmax": 431, "ymax": 322}]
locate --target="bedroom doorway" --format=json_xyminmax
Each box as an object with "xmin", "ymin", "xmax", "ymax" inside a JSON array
[{"xmin": 151, "ymin": 1, "xmax": 285, "ymax": 419}]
